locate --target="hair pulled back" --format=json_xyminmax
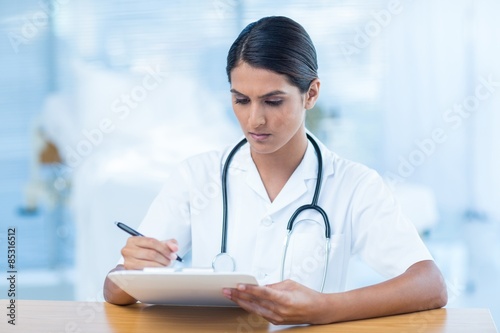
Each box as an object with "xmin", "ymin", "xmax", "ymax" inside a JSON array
[{"xmin": 226, "ymin": 16, "xmax": 318, "ymax": 93}]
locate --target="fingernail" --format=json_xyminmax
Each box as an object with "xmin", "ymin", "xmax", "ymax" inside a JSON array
[
  {"xmin": 169, "ymin": 253, "xmax": 177, "ymax": 260},
  {"xmin": 237, "ymin": 284, "xmax": 246, "ymax": 291},
  {"xmin": 222, "ymin": 289, "xmax": 231, "ymax": 298}
]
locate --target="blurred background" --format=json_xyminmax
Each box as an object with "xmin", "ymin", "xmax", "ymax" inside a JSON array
[{"xmin": 0, "ymin": 0, "xmax": 499, "ymax": 324}]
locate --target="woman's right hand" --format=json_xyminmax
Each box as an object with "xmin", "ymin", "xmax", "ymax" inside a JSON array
[
  {"xmin": 121, "ymin": 237, "xmax": 180, "ymax": 270},
  {"xmin": 104, "ymin": 236, "xmax": 179, "ymax": 305}
]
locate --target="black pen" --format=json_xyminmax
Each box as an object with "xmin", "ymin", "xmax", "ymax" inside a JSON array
[{"xmin": 115, "ymin": 221, "xmax": 183, "ymax": 262}]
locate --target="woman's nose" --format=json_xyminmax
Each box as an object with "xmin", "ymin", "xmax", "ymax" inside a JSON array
[{"xmin": 248, "ymin": 105, "xmax": 266, "ymax": 128}]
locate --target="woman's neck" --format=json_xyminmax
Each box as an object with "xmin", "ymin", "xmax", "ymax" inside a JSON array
[{"xmin": 250, "ymin": 131, "xmax": 308, "ymax": 202}]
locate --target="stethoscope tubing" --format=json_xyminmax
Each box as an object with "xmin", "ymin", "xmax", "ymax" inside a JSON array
[
  {"xmin": 221, "ymin": 137, "xmax": 247, "ymax": 254},
  {"xmin": 218, "ymin": 133, "xmax": 331, "ymax": 291}
]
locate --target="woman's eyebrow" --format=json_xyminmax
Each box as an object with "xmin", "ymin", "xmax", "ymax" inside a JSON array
[
  {"xmin": 230, "ymin": 88, "xmax": 287, "ymax": 98},
  {"xmin": 258, "ymin": 90, "xmax": 287, "ymax": 98},
  {"xmin": 230, "ymin": 88, "xmax": 246, "ymax": 96}
]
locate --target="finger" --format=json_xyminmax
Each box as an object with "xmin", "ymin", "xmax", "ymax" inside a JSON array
[
  {"xmin": 231, "ymin": 297, "xmax": 284, "ymax": 324},
  {"xmin": 130, "ymin": 246, "xmax": 171, "ymax": 265},
  {"xmin": 130, "ymin": 236, "xmax": 170, "ymax": 252},
  {"xmin": 122, "ymin": 247, "xmax": 171, "ymax": 267},
  {"xmin": 265, "ymin": 279, "xmax": 295, "ymax": 290},
  {"xmin": 229, "ymin": 286, "xmax": 282, "ymax": 314},
  {"xmin": 223, "ymin": 288, "xmax": 288, "ymax": 324},
  {"xmin": 162, "ymin": 239, "xmax": 180, "ymax": 259},
  {"xmin": 134, "ymin": 237, "xmax": 174, "ymax": 260},
  {"xmin": 236, "ymin": 284, "xmax": 284, "ymax": 301},
  {"xmin": 165, "ymin": 238, "xmax": 178, "ymax": 246},
  {"xmin": 122, "ymin": 237, "xmax": 173, "ymax": 265}
]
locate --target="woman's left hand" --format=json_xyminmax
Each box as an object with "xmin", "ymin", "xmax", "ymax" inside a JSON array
[{"xmin": 223, "ymin": 279, "xmax": 328, "ymax": 325}]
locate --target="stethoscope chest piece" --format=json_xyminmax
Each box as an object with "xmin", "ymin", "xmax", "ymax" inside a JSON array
[{"xmin": 212, "ymin": 252, "xmax": 236, "ymax": 272}]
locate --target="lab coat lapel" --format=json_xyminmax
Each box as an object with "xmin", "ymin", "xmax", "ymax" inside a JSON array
[
  {"xmin": 232, "ymin": 139, "xmax": 335, "ymax": 211},
  {"xmin": 269, "ymin": 140, "xmax": 335, "ymax": 215},
  {"xmin": 246, "ymin": 162, "xmax": 270, "ymax": 202},
  {"xmin": 268, "ymin": 142, "xmax": 318, "ymax": 214},
  {"xmin": 228, "ymin": 143, "xmax": 271, "ymax": 202},
  {"xmin": 244, "ymin": 143, "xmax": 315, "ymax": 206}
]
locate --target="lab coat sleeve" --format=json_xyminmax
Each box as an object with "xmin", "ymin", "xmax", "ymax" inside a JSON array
[
  {"xmin": 117, "ymin": 160, "xmax": 193, "ymax": 264},
  {"xmin": 350, "ymin": 170, "xmax": 433, "ymax": 278}
]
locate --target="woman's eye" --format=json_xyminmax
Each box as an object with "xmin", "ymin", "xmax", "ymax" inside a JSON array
[
  {"xmin": 235, "ymin": 98, "xmax": 250, "ymax": 105},
  {"xmin": 265, "ymin": 100, "xmax": 283, "ymax": 107}
]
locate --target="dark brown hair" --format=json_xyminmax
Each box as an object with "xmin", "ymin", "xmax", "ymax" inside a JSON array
[{"xmin": 226, "ymin": 16, "xmax": 318, "ymax": 93}]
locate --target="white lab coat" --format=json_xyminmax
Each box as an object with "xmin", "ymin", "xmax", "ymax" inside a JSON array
[{"xmin": 127, "ymin": 136, "xmax": 432, "ymax": 293}]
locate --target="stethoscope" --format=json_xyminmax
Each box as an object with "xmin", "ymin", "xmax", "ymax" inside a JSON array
[{"xmin": 212, "ymin": 133, "xmax": 331, "ymax": 292}]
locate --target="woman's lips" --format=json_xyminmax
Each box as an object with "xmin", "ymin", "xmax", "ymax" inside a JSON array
[{"xmin": 249, "ymin": 132, "xmax": 270, "ymax": 141}]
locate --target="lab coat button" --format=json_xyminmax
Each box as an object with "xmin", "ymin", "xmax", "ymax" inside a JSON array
[{"xmin": 261, "ymin": 216, "xmax": 273, "ymax": 226}]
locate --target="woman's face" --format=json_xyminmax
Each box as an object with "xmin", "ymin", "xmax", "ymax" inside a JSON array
[{"xmin": 230, "ymin": 61, "xmax": 319, "ymax": 157}]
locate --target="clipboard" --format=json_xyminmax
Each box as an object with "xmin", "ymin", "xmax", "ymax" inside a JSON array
[{"xmin": 108, "ymin": 268, "xmax": 258, "ymax": 307}]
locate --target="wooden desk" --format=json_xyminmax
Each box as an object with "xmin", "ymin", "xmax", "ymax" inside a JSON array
[{"xmin": 0, "ymin": 300, "xmax": 497, "ymax": 332}]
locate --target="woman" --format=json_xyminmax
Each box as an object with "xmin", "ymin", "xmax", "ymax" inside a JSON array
[{"xmin": 104, "ymin": 16, "xmax": 447, "ymax": 325}]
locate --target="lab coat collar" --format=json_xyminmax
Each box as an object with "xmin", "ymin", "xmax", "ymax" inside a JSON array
[{"xmin": 226, "ymin": 134, "xmax": 335, "ymax": 214}]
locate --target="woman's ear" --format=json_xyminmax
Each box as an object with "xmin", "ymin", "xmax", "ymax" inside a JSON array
[{"xmin": 304, "ymin": 79, "xmax": 320, "ymax": 110}]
